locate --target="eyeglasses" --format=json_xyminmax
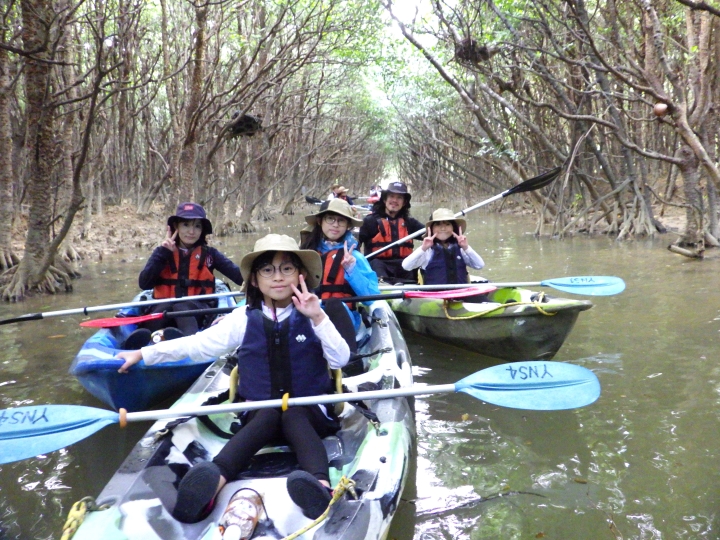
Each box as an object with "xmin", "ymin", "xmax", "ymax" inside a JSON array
[
  {"xmin": 256, "ymin": 263, "xmax": 299, "ymax": 279},
  {"xmin": 323, "ymin": 214, "xmax": 349, "ymax": 226}
]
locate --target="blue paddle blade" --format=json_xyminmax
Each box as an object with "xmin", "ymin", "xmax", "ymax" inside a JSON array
[
  {"xmin": 455, "ymin": 361, "xmax": 600, "ymax": 410},
  {"xmin": 0, "ymin": 405, "xmax": 119, "ymax": 465},
  {"xmin": 542, "ymin": 276, "xmax": 625, "ymax": 296}
]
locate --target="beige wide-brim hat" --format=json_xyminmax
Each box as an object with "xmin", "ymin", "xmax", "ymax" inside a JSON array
[
  {"xmin": 240, "ymin": 234, "xmax": 322, "ymax": 289},
  {"xmin": 304, "ymin": 198, "xmax": 363, "ymax": 227},
  {"xmin": 425, "ymin": 208, "xmax": 466, "ymax": 232}
]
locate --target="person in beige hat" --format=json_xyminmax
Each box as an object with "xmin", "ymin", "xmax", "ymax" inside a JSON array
[
  {"xmin": 301, "ymin": 199, "xmax": 380, "ymax": 344},
  {"xmin": 335, "ymin": 186, "xmax": 355, "ymax": 205},
  {"xmin": 116, "ymin": 233, "xmax": 350, "ymax": 523},
  {"xmin": 402, "ymin": 208, "xmax": 484, "ymax": 286}
]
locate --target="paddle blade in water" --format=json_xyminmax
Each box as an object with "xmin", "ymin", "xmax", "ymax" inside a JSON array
[
  {"xmin": 0, "ymin": 405, "xmax": 119, "ymax": 464},
  {"xmin": 542, "ymin": 276, "xmax": 625, "ymax": 296},
  {"xmin": 455, "ymin": 361, "xmax": 600, "ymax": 410}
]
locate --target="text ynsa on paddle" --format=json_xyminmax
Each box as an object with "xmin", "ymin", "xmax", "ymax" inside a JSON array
[
  {"xmin": 0, "ymin": 407, "xmax": 49, "ymax": 426},
  {"xmin": 569, "ymin": 276, "xmax": 596, "ymax": 283},
  {"xmin": 505, "ymin": 364, "xmax": 553, "ymax": 380}
]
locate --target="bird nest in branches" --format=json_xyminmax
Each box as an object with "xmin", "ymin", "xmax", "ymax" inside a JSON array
[
  {"xmin": 454, "ymin": 37, "xmax": 498, "ymax": 66},
  {"xmin": 227, "ymin": 112, "xmax": 262, "ymax": 138}
]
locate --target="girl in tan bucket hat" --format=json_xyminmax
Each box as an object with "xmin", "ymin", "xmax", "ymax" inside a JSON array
[
  {"xmin": 116, "ymin": 233, "xmax": 350, "ymax": 523},
  {"xmin": 402, "ymin": 207, "xmax": 485, "ymax": 285},
  {"xmin": 301, "ymin": 199, "xmax": 380, "ymax": 347}
]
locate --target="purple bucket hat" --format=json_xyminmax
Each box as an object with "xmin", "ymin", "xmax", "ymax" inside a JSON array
[{"xmin": 168, "ymin": 202, "xmax": 213, "ymax": 235}]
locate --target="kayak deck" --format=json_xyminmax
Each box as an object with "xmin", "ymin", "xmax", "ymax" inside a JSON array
[
  {"xmin": 71, "ymin": 300, "xmax": 415, "ymax": 540},
  {"xmin": 389, "ymin": 286, "xmax": 593, "ymax": 361}
]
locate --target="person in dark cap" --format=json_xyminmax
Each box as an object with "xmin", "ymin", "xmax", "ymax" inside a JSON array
[
  {"xmin": 357, "ymin": 181, "xmax": 424, "ymax": 283},
  {"xmin": 123, "ymin": 202, "xmax": 244, "ymax": 349}
]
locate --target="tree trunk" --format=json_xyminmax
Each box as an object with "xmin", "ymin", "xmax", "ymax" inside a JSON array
[
  {"xmin": 674, "ymin": 143, "xmax": 704, "ymax": 251},
  {"xmin": 178, "ymin": 5, "xmax": 207, "ymax": 201},
  {"xmin": 0, "ymin": 25, "xmax": 18, "ymax": 271},
  {"xmin": 2, "ymin": 0, "xmax": 67, "ymax": 301}
]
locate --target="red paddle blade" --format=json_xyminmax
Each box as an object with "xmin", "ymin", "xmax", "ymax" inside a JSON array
[
  {"xmin": 80, "ymin": 312, "xmax": 164, "ymax": 328},
  {"xmin": 405, "ymin": 285, "xmax": 496, "ymax": 299}
]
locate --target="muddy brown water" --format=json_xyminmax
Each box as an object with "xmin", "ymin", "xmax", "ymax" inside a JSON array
[{"xmin": 1, "ymin": 209, "xmax": 719, "ymax": 539}]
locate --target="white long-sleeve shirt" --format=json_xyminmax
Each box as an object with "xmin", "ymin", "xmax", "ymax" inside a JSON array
[
  {"xmin": 141, "ymin": 303, "xmax": 350, "ymax": 369},
  {"xmin": 402, "ymin": 244, "xmax": 485, "ymax": 271}
]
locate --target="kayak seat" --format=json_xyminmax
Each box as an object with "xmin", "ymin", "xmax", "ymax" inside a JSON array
[{"xmin": 234, "ymin": 435, "xmax": 345, "ymax": 480}]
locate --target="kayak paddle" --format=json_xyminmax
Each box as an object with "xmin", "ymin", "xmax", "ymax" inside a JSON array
[
  {"xmin": 0, "ymin": 290, "xmax": 244, "ymax": 326},
  {"xmin": 0, "ymin": 360, "xmax": 600, "ymax": 465},
  {"xmin": 379, "ymin": 276, "xmax": 625, "ymax": 296},
  {"xmin": 79, "ymin": 286, "xmax": 498, "ymax": 328},
  {"xmin": 367, "ymin": 167, "xmax": 561, "ymax": 260}
]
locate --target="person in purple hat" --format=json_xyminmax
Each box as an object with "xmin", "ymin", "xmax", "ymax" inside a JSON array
[
  {"xmin": 358, "ymin": 181, "xmax": 424, "ymax": 283},
  {"xmin": 123, "ymin": 202, "xmax": 244, "ymax": 349}
]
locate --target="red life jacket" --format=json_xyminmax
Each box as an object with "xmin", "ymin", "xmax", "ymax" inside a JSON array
[
  {"xmin": 154, "ymin": 245, "xmax": 216, "ymax": 299},
  {"xmin": 369, "ymin": 217, "xmax": 413, "ymax": 259},
  {"xmin": 318, "ymin": 248, "xmax": 355, "ymax": 308}
]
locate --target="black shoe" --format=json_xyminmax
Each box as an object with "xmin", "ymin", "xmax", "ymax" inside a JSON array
[
  {"xmin": 286, "ymin": 470, "xmax": 332, "ymax": 519},
  {"xmin": 172, "ymin": 461, "xmax": 221, "ymax": 523},
  {"xmin": 163, "ymin": 327, "xmax": 186, "ymax": 341},
  {"xmin": 122, "ymin": 328, "xmax": 152, "ymax": 350}
]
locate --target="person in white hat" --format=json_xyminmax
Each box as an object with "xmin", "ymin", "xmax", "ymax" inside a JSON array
[
  {"xmin": 402, "ymin": 208, "xmax": 484, "ymax": 285},
  {"xmin": 357, "ymin": 181, "xmax": 425, "ymax": 283},
  {"xmin": 301, "ymin": 199, "xmax": 379, "ymax": 345},
  {"xmin": 116, "ymin": 234, "xmax": 350, "ymax": 523}
]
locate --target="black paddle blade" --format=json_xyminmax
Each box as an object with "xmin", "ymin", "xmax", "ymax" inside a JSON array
[
  {"xmin": 505, "ymin": 166, "xmax": 561, "ymax": 196},
  {"xmin": 305, "ymin": 195, "xmax": 322, "ymax": 205}
]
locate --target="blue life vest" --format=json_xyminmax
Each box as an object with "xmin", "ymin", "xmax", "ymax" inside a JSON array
[
  {"xmin": 422, "ymin": 243, "xmax": 468, "ymax": 285},
  {"xmin": 235, "ymin": 308, "xmax": 332, "ymax": 400}
]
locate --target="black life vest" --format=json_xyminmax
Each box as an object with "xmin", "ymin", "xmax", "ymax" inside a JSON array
[
  {"xmin": 421, "ymin": 243, "xmax": 469, "ymax": 285},
  {"xmin": 235, "ymin": 308, "xmax": 332, "ymax": 401}
]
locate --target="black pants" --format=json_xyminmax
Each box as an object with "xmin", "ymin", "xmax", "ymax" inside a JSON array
[
  {"xmin": 213, "ymin": 406, "xmax": 339, "ymax": 483},
  {"xmin": 369, "ymin": 258, "xmax": 417, "ymax": 284},
  {"xmin": 323, "ymin": 298, "xmax": 358, "ymax": 353},
  {"xmin": 141, "ymin": 299, "xmax": 213, "ymax": 335}
]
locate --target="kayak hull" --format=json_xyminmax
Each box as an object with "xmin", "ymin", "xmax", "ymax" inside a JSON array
[
  {"xmin": 71, "ymin": 300, "xmax": 415, "ymax": 540},
  {"xmin": 69, "ymin": 281, "xmax": 237, "ymax": 412},
  {"xmin": 389, "ymin": 287, "xmax": 592, "ymax": 361}
]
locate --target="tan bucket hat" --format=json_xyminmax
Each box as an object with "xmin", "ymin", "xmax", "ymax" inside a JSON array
[
  {"xmin": 426, "ymin": 208, "xmax": 466, "ymax": 232},
  {"xmin": 305, "ymin": 198, "xmax": 362, "ymax": 227},
  {"xmin": 240, "ymin": 234, "xmax": 322, "ymax": 289}
]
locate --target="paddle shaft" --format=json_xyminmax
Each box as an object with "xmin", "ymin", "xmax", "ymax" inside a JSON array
[
  {"xmin": 0, "ymin": 361, "xmax": 598, "ymax": 464},
  {"xmin": 378, "ymin": 275, "xmax": 625, "ymax": 296},
  {"xmin": 149, "ymin": 293, "xmax": 402, "ymax": 319},
  {"xmin": 366, "ymin": 168, "xmax": 560, "ymax": 260},
  {"xmin": 0, "ymin": 290, "xmax": 244, "ymax": 326},
  {"xmin": 379, "ymin": 281, "xmax": 538, "ymax": 291},
  {"xmin": 82, "ymin": 293, "xmax": 409, "ymax": 326},
  {"xmin": 125, "ymin": 384, "xmax": 458, "ymax": 423}
]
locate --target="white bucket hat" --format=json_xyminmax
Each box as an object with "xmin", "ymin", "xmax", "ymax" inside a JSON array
[
  {"xmin": 305, "ymin": 198, "xmax": 362, "ymax": 227},
  {"xmin": 425, "ymin": 208, "xmax": 466, "ymax": 232},
  {"xmin": 240, "ymin": 234, "xmax": 322, "ymax": 289}
]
